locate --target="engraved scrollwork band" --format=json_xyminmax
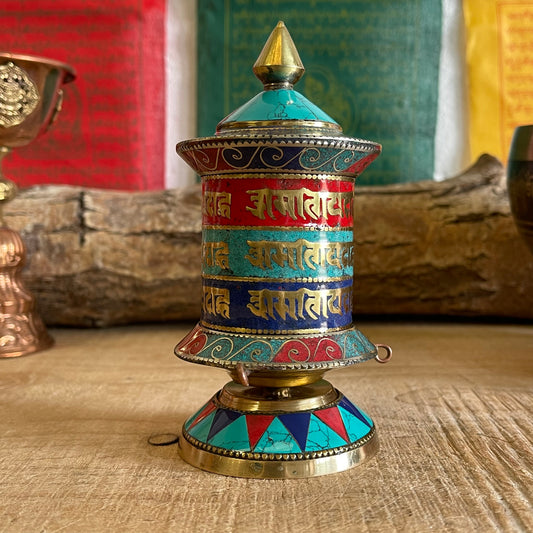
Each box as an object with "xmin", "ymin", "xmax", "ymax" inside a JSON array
[{"xmin": 0, "ymin": 62, "xmax": 39, "ymax": 128}]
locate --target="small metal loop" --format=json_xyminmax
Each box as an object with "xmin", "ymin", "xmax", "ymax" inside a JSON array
[
  {"xmin": 375, "ymin": 344, "xmax": 392, "ymax": 364},
  {"xmin": 235, "ymin": 362, "xmax": 250, "ymax": 386}
]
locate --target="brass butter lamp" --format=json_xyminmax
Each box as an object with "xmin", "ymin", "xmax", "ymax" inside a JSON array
[
  {"xmin": 174, "ymin": 22, "xmax": 391, "ymax": 478},
  {"xmin": 0, "ymin": 53, "xmax": 75, "ymax": 357}
]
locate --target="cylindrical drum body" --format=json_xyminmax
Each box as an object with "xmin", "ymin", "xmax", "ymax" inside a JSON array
[
  {"xmin": 175, "ymin": 125, "xmax": 381, "ymax": 371},
  {"xmin": 175, "ymin": 22, "xmax": 381, "ymax": 372}
]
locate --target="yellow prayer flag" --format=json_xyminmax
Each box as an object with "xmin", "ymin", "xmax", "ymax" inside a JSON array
[{"xmin": 464, "ymin": 0, "xmax": 533, "ymax": 164}]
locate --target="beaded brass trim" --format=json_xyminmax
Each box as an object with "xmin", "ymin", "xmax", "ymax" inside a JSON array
[
  {"xmin": 202, "ymin": 274, "xmax": 352, "ymax": 283},
  {"xmin": 201, "ymin": 167, "xmax": 361, "ymax": 177},
  {"xmin": 204, "ymin": 225, "xmax": 352, "ymax": 232},
  {"xmin": 198, "ymin": 320, "xmax": 351, "ymax": 336},
  {"xmin": 202, "ymin": 172, "xmax": 352, "ymax": 182},
  {"xmin": 198, "ymin": 323, "xmax": 354, "ymax": 340},
  {"xmin": 218, "ymin": 119, "xmax": 342, "ymax": 132},
  {"xmin": 177, "ymin": 135, "xmax": 380, "ymax": 152}
]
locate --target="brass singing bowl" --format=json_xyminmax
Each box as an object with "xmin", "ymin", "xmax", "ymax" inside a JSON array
[{"xmin": 0, "ymin": 52, "xmax": 75, "ymax": 149}]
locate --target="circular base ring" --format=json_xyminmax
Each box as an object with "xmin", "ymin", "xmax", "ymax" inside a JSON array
[{"xmin": 179, "ymin": 426, "xmax": 378, "ymax": 479}]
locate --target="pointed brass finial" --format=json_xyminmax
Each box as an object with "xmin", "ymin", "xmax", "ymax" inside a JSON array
[{"xmin": 253, "ymin": 21, "xmax": 305, "ymax": 89}]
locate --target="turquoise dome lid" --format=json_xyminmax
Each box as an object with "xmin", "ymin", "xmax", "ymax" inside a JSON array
[
  {"xmin": 218, "ymin": 88, "xmax": 339, "ymax": 127},
  {"xmin": 217, "ymin": 22, "xmax": 341, "ymax": 134}
]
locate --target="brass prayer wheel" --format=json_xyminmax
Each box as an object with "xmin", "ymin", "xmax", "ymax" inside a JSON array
[{"xmin": 174, "ymin": 22, "xmax": 391, "ymax": 478}]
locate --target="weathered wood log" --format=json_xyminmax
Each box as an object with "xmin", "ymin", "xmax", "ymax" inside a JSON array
[
  {"xmin": 354, "ymin": 154, "xmax": 533, "ymax": 320},
  {"xmin": 4, "ymin": 154, "xmax": 533, "ymax": 326}
]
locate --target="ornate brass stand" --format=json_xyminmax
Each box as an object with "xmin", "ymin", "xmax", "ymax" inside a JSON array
[
  {"xmin": 0, "ymin": 53, "xmax": 75, "ymax": 357},
  {"xmin": 174, "ymin": 22, "xmax": 391, "ymax": 478}
]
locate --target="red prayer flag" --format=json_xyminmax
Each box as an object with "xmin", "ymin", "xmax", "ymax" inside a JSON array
[{"xmin": 0, "ymin": 0, "xmax": 166, "ymax": 190}]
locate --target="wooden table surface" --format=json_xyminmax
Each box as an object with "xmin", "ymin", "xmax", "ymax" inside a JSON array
[{"xmin": 1, "ymin": 321, "xmax": 532, "ymax": 532}]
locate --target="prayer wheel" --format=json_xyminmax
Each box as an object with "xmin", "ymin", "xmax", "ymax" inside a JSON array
[{"xmin": 174, "ymin": 22, "xmax": 391, "ymax": 478}]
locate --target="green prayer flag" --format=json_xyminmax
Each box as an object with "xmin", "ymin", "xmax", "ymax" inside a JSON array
[{"xmin": 198, "ymin": 0, "xmax": 442, "ymax": 185}]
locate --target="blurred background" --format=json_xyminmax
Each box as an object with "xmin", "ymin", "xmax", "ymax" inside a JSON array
[{"xmin": 1, "ymin": 0, "xmax": 531, "ymax": 189}]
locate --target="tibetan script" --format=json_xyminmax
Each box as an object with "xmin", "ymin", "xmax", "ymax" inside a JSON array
[
  {"xmin": 246, "ymin": 188, "xmax": 353, "ymax": 221},
  {"xmin": 247, "ymin": 287, "xmax": 351, "ymax": 321},
  {"xmin": 203, "ymin": 286, "xmax": 230, "ymax": 318},
  {"xmin": 203, "ymin": 241, "xmax": 230, "ymax": 269},
  {"xmin": 204, "ymin": 191, "xmax": 231, "ymax": 218},
  {"xmin": 245, "ymin": 239, "xmax": 353, "ymax": 271}
]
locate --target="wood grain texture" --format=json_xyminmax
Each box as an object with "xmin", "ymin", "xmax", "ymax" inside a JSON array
[
  {"xmin": 3, "ymin": 155, "xmax": 533, "ymax": 326},
  {"xmin": 354, "ymin": 155, "xmax": 533, "ymax": 318},
  {"xmin": 0, "ymin": 322, "xmax": 531, "ymax": 532}
]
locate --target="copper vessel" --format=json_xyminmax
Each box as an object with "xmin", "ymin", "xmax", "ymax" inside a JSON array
[{"xmin": 0, "ymin": 52, "xmax": 75, "ymax": 357}]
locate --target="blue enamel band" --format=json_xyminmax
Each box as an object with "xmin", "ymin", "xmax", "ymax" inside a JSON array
[{"xmin": 201, "ymin": 278, "xmax": 352, "ymax": 332}]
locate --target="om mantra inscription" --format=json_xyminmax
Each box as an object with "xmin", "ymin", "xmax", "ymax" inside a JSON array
[
  {"xmin": 202, "ymin": 176, "xmax": 354, "ymax": 227},
  {"xmin": 244, "ymin": 239, "xmax": 353, "ymax": 273},
  {"xmin": 247, "ymin": 287, "xmax": 352, "ymax": 321},
  {"xmin": 245, "ymin": 187, "xmax": 353, "ymax": 221},
  {"xmin": 199, "ymin": 175, "xmax": 356, "ymax": 335}
]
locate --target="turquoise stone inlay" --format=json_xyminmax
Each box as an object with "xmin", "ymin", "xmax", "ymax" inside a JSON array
[
  {"xmin": 187, "ymin": 410, "xmax": 216, "ymax": 443},
  {"xmin": 305, "ymin": 414, "xmax": 349, "ymax": 452},
  {"xmin": 253, "ymin": 417, "xmax": 302, "ymax": 454},
  {"xmin": 338, "ymin": 406, "xmax": 373, "ymax": 442},
  {"xmin": 203, "ymin": 228, "xmax": 353, "ymax": 279},
  {"xmin": 182, "ymin": 394, "xmax": 375, "ymax": 458},
  {"xmin": 219, "ymin": 89, "xmax": 339, "ymax": 127},
  {"xmin": 208, "ymin": 415, "xmax": 250, "ymax": 451},
  {"xmin": 176, "ymin": 324, "xmax": 377, "ymax": 367}
]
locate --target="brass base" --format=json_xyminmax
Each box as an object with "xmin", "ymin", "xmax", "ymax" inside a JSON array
[
  {"xmin": 179, "ymin": 379, "xmax": 379, "ymax": 478},
  {"xmin": 179, "ymin": 428, "xmax": 378, "ymax": 479}
]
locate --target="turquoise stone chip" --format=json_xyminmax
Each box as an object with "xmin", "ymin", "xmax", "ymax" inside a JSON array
[
  {"xmin": 208, "ymin": 415, "xmax": 251, "ymax": 451},
  {"xmin": 305, "ymin": 414, "xmax": 349, "ymax": 451},
  {"xmin": 187, "ymin": 410, "xmax": 217, "ymax": 443},
  {"xmin": 219, "ymin": 89, "xmax": 339, "ymax": 125},
  {"xmin": 338, "ymin": 406, "xmax": 373, "ymax": 442},
  {"xmin": 253, "ymin": 417, "xmax": 302, "ymax": 454},
  {"xmin": 184, "ymin": 404, "xmax": 205, "ymax": 431}
]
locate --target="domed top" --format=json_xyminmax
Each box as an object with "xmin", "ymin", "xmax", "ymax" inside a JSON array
[
  {"xmin": 177, "ymin": 21, "xmax": 381, "ymax": 179},
  {"xmin": 217, "ymin": 22, "xmax": 341, "ymax": 134}
]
